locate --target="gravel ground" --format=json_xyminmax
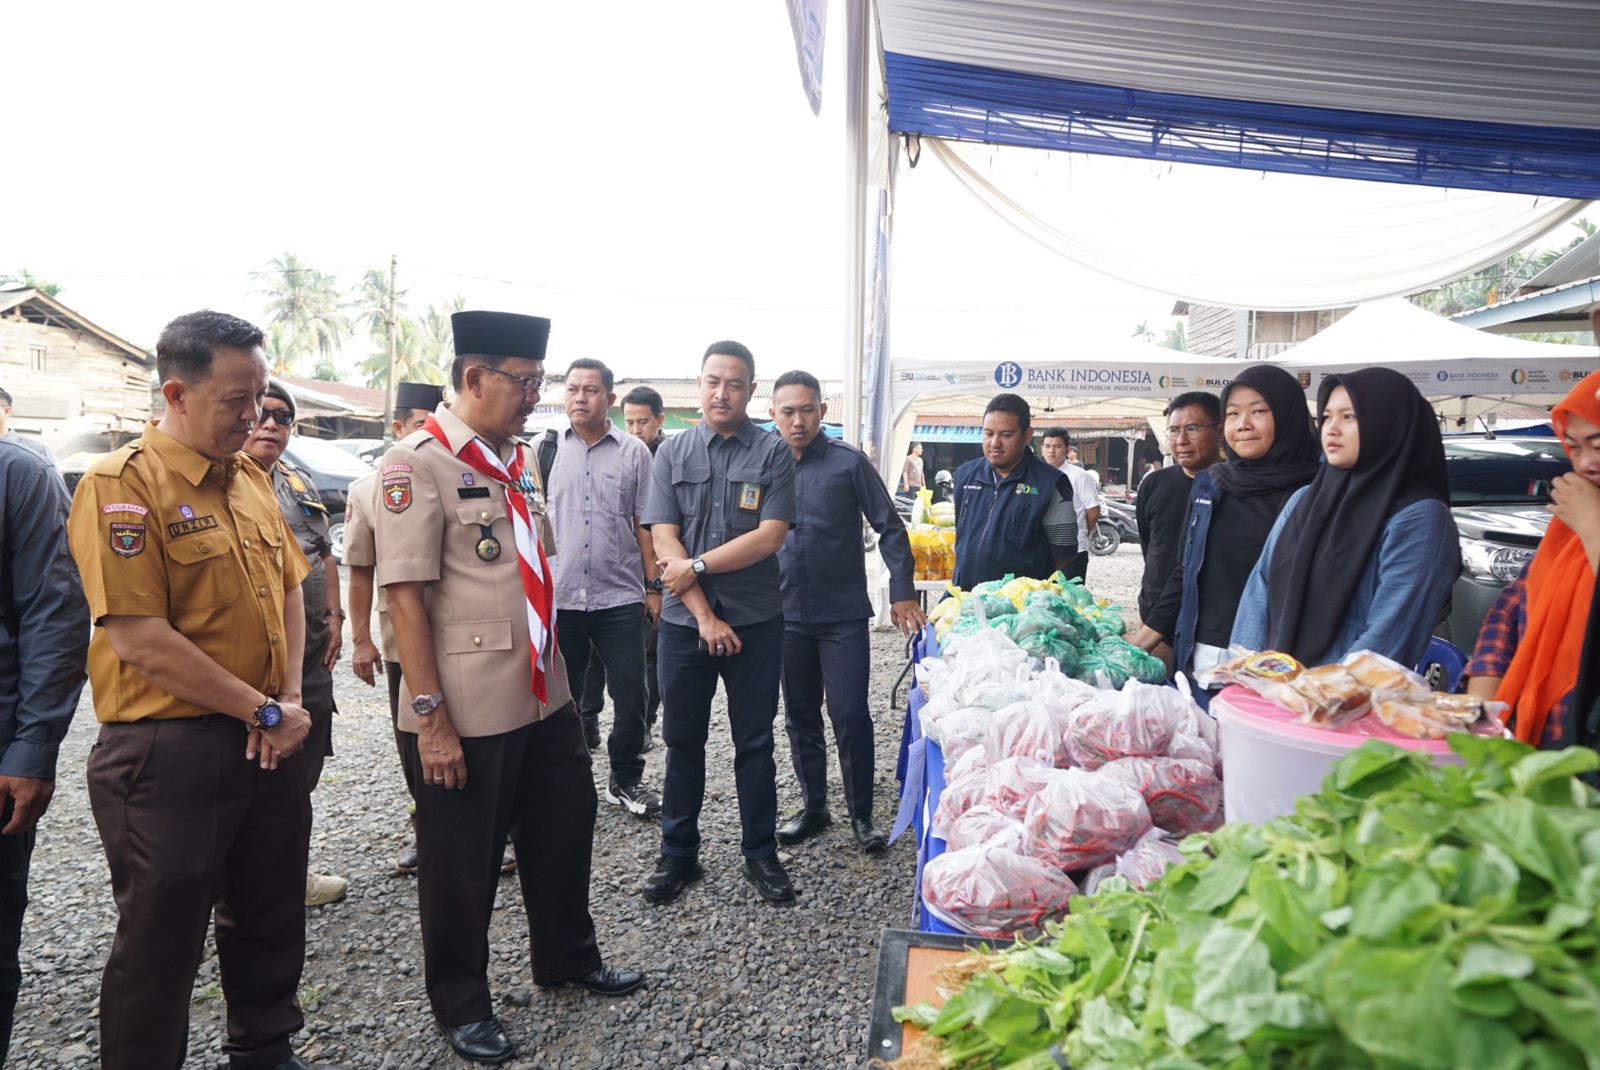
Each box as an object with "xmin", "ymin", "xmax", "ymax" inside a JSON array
[{"xmin": 10, "ymin": 546, "xmax": 1148, "ymax": 1069}]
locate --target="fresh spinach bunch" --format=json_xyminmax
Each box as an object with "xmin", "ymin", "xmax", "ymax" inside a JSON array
[{"xmin": 894, "ymin": 736, "xmax": 1600, "ymax": 1070}]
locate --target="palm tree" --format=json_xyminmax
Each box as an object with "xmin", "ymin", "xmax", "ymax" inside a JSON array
[
  {"xmin": 1, "ymin": 269, "xmax": 63, "ymax": 296},
  {"xmin": 253, "ymin": 252, "xmax": 351, "ymax": 376},
  {"xmin": 352, "ymin": 266, "xmax": 409, "ymax": 348},
  {"xmin": 1413, "ymin": 217, "xmax": 1594, "ymax": 315},
  {"xmin": 1162, "ymin": 322, "xmax": 1187, "ymax": 351},
  {"xmin": 358, "ymin": 296, "xmax": 464, "ymax": 389},
  {"xmin": 1131, "ymin": 320, "xmax": 1156, "ymax": 343}
]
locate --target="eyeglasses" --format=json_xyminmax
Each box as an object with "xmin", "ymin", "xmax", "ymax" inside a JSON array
[
  {"xmin": 476, "ymin": 365, "xmax": 544, "ymax": 395},
  {"xmin": 259, "ymin": 409, "xmax": 295, "ymax": 427},
  {"xmin": 1166, "ymin": 422, "xmax": 1219, "ymax": 439}
]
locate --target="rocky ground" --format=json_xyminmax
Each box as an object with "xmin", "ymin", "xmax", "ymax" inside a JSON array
[{"xmin": 10, "ymin": 547, "xmax": 1148, "ymax": 1069}]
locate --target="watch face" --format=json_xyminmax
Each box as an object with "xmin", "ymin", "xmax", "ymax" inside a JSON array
[
  {"xmin": 258, "ymin": 703, "xmax": 282, "ymax": 729},
  {"xmin": 411, "ymin": 694, "xmax": 436, "ymax": 717}
]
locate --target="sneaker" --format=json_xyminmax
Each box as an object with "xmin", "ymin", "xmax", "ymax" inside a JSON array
[
  {"xmin": 305, "ymin": 872, "xmax": 349, "ymax": 907},
  {"xmin": 605, "ymin": 778, "xmax": 662, "ymax": 818}
]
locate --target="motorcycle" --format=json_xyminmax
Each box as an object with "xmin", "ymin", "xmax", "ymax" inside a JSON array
[{"xmin": 1090, "ymin": 497, "xmax": 1140, "ymax": 556}]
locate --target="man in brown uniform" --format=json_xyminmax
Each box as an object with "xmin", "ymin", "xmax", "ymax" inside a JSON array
[
  {"xmin": 375, "ymin": 311, "xmax": 642, "ymax": 1065},
  {"xmin": 66, "ymin": 310, "xmax": 328, "ymax": 1070},
  {"xmin": 243, "ymin": 379, "xmax": 348, "ymax": 906}
]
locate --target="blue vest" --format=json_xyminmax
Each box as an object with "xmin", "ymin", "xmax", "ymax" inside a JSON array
[{"xmin": 951, "ymin": 450, "xmax": 1063, "ymax": 590}]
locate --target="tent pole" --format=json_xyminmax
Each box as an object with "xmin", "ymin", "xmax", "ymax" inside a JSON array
[{"xmin": 842, "ymin": 0, "xmax": 868, "ymax": 445}]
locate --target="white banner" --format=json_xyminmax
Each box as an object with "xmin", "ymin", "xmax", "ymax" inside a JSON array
[{"xmin": 785, "ymin": 0, "xmax": 829, "ymax": 115}]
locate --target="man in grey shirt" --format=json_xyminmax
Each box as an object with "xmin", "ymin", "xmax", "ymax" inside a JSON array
[
  {"xmin": 640, "ymin": 341, "xmax": 796, "ymax": 905},
  {"xmin": 549, "ymin": 358, "xmax": 662, "ymax": 818},
  {"xmin": 0, "ymin": 388, "xmax": 56, "ymax": 467},
  {"xmin": 0, "ymin": 433, "xmax": 88, "ymax": 1060}
]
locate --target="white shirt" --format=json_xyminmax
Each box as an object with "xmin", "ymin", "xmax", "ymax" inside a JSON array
[{"xmin": 1055, "ymin": 462, "xmax": 1100, "ymax": 550}]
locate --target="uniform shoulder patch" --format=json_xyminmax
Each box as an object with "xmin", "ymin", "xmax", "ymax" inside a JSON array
[
  {"xmin": 108, "ymin": 522, "xmax": 145, "ymax": 557},
  {"xmin": 382, "ymin": 475, "xmax": 412, "ymax": 513}
]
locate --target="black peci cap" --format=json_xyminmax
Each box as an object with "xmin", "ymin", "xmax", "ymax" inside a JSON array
[
  {"xmin": 394, "ymin": 381, "xmax": 443, "ymax": 412},
  {"xmin": 450, "ymin": 311, "xmax": 551, "ymax": 362}
]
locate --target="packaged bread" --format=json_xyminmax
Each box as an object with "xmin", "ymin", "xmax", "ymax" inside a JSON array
[
  {"xmin": 1197, "ymin": 648, "xmax": 1369, "ymax": 725},
  {"xmin": 1341, "ymin": 650, "xmax": 1430, "ymax": 701},
  {"xmin": 1374, "ymin": 692, "xmax": 1507, "ymax": 740},
  {"xmin": 1292, "ymin": 664, "xmax": 1372, "ymax": 727}
]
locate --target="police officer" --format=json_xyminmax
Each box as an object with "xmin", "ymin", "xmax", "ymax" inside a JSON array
[
  {"xmin": 375, "ymin": 311, "xmax": 641, "ymax": 1066},
  {"xmin": 243, "ymin": 378, "xmax": 348, "ymax": 907},
  {"xmin": 768, "ymin": 370, "xmax": 922, "ymax": 853},
  {"xmin": 951, "ymin": 393, "xmax": 1079, "ymax": 590},
  {"xmin": 346, "ymin": 380, "xmax": 441, "ymax": 875},
  {"xmin": 66, "ymin": 310, "xmax": 327, "ymax": 1070},
  {"xmin": 641, "ymin": 341, "xmax": 797, "ymax": 904},
  {"xmin": 0, "ymin": 418, "xmax": 88, "ymax": 1064}
]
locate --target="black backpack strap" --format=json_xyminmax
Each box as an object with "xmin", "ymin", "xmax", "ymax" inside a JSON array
[{"xmin": 537, "ymin": 429, "xmax": 559, "ymax": 487}]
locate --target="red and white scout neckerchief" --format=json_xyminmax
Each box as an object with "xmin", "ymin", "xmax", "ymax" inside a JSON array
[{"xmin": 423, "ymin": 416, "xmax": 556, "ymax": 701}]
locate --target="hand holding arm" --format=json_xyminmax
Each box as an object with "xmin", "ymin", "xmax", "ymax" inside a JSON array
[{"xmin": 388, "ymin": 581, "xmax": 467, "ymax": 789}]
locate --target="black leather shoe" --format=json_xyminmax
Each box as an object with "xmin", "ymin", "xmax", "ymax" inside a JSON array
[
  {"xmin": 441, "ymin": 1017, "xmax": 515, "ymax": 1064},
  {"xmin": 776, "ymin": 808, "xmax": 832, "ymax": 845},
  {"xmin": 238, "ymin": 1057, "xmax": 337, "ymax": 1070},
  {"xmin": 537, "ymin": 963, "xmax": 646, "ymax": 996},
  {"xmin": 643, "ymin": 854, "xmax": 703, "ymax": 902},
  {"xmin": 742, "ymin": 855, "xmax": 795, "ymax": 903},
  {"xmin": 853, "ymin": 816, "xmax": 888, "ymax": 853}
]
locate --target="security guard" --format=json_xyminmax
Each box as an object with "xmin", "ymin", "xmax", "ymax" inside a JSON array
[
  {"xmin": 243, "ymin": 378, "xmax": 348, "ymax": 907},
  {"xmin": 375, "ymin": 311, "xmax": 641, "ymax": 1066},
  {"xmin": 951, "ymin": 393, "xmax": 1079, "ymax": 590},
  {"xmin": 641, "ymin": 340, "xmax": 797, "ymax": 905},
  {"xmin": 66, "ymin": 311, "xmax": 326, "ymax": 1070},
  {"xmin": 345, "ymin": 380, "xmax": 441, "ymax": 875}
]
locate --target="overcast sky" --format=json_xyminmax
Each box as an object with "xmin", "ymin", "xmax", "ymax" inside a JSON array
[
  {"xmin": 8, "ymin": 2, "xmax": 1580, "ymax": 384},
  {"xmin": 5, "ymin": 1, "xmax": 1186, "ymax": 381}
]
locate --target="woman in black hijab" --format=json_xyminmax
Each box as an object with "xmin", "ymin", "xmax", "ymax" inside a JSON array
[
  {"xmin": 1230, "ymin": 367, "xmax": 1460, "ymax": 667},
  {"xmin": 1133, "ymin": 363, "xmax": 1321, "ymax": 690}
]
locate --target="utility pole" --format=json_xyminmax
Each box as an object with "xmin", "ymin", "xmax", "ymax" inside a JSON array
[{"xmin": 383, "ymin": 254, "xmax": 398, "ymax": 439}]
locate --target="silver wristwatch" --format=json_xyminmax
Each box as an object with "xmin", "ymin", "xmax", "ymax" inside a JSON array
[
  {"xmin": 690, "ymin": 557, "xmax": 707, "ymax": 576},
  {"xmin": 411, "ymin": 691, "xmax": 445, "ymax": 718}
]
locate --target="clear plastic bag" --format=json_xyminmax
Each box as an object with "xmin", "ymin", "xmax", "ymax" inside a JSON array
[
  {"xmin": 984, "ymin": 699, "xmax": 1074, "ymax": 768},
  {"xmin": 1066, "ymin": 681, "xmax": 1184, "ymax": 770},
  {"xmin": 943, "ymin": 804, "xmax": 1026, "ymax": 852},
  {"xmin": 981, "ymin": 755, "xmax": 1059, "ymax": 817},
  {"xmin": 1102, "ymin": 755, "xmax": 1223, "ymax": 835},
  {"xmin": 1083, "ymin": 828, "xmax": 1186, "ymax": 894},
  {"xmin": 1020, "ymin": 767, "xmax": 1153, "ymax": 872},
  {"xmin": 932, "ymin": 768, "xmax": 989, "ymax": 840},
  {"xmin": 921, "ymin": 845, "xmax": 1079, "ymax": 938}
]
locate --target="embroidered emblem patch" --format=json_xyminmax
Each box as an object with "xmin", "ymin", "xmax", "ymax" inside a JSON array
[
  {"xmin": 461, "ymin": 472, "xmax": 475, "ymax": 486},
  {"xmin": 286, "ymin": 471, "xmax": 309, "ymax": 493},
  {"xmin": 179, "ymin": 505, "xmax": 196, "ymax": 520},
  {"xmin": 109, "ymin": 522, "xmax": 145, "ymax": 557},
  {"xmin": 738, "ymin": 482, "xmax": 762, "ymax": 511},
  {"xmin": 167, "ymin": 515, "xmax": 219, "ymax": 539},
  {"xmin": 101, "ymin": 502, "xmax": 149, "ymax": 516},
  {"xmin": 383, "ymin": 476, "xmax": 412, "ymax": 513}
]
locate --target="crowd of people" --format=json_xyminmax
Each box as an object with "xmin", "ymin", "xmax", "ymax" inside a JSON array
[
  {"xmin": 942, "ymin": 330, "xmax": 1600, "ymax": 752},
  {"xmin": 0, "ymin": 309, "xmax": 926, "ymax": 1068}
]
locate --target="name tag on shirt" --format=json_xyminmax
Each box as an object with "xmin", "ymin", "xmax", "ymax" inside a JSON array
[
  {"xmin": 738, "ymin": 482, "xmax": 762, "ymax": 511},
  {"xmin": 457, "ymin": 487, "xmax": 492, "ymax": 499}
]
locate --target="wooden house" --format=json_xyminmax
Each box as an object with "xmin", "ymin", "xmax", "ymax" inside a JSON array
[{"xmin": 0, "ymin": 288, "xmax": 152, "ymax": 455}]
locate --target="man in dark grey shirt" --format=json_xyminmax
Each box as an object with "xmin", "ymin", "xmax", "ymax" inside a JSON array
[
  {"xmin": 0, "ymin": 435, "xmax": 88, "ymax": 1060},
  {"xmin": 641, "ymin": 341, "xmax": 796, "ymax": 905}
]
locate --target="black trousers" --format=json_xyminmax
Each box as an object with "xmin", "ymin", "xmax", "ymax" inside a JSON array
[
  {"xmin": 1063, "ymin": 550, "xmax": 1089, "ymax": 584},
  {"xmin": 558, "ymin": 605, "xmax": 648, "ymax": 785},
  {"xmin": 657, "ymin": 617, "xmax": 782, "ymax": 860},
  {"xmin": 87, "ymin": 717, "xmax": 311, "ymax": 1070},
  {"xmin": 581, "ymin": 618, "xmax": 661, "ymax": 726},
  {"xmin": 399, "ymin": 705, "xmax": 602, "ymax": 1026},
  {"xmin": 0, "ymin": 802, "xmax": 33, "ymax": 1067},
  {"xmin": 781, "ymin": 618, "xmax": 875, "ymax": 820}
]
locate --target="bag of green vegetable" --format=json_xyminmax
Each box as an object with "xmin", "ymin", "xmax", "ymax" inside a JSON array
[
  {"xmin": 1058, "ymin": 577, "xmax": 1094, "ymax": 608},
  {"xmin": 894, "ymin": 736, "xmax": 1600, "ymax": 1070},
  {"xmin": 960, "ymin": 593, "xmax": 1018, "ymax": 620}
]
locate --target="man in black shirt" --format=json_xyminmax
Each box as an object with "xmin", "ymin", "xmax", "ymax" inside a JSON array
[{"xmin": 1134, "ymin": 392, "xmax": 1222, "ymax": 664}]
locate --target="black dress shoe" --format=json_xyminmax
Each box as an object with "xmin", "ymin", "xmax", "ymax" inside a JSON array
[
  {"xmin": 852, "ymin": 816, "xmax": 888, "ymax": 853},
  {"xmin": 537, "ymin": 963, "xmax": 646, "ymax": 996},
  {"xmin": 776, "ymin": 807, "xmax": 832, "ymax": 845},
  {"xmin": 258, "ymin": 1057, "xmax": 338, "ymax": 1070},
  {"xmin": 441, "ymin": 1017, "xmax": 515, "ymax": 1064},
  {"xmin": 643, "ymin": 854, "xmax": 703, "ymax": 902},
  {"xmin": 742, "ymin": 855, "xmax": 795, "ymax": 902}
]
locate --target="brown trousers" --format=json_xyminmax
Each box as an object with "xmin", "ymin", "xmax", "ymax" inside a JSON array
[
  {"xmin": 87, "ymin": 716, "xmax": 311, "ymax": 1070},
  {"xmin": 399, "ymin": 703, "xmax": 602, "ymax": 1026}
]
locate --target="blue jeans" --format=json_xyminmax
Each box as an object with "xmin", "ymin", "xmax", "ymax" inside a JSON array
[{"xmin": 657, "ymin": 616, "xmax": 782, "ymax": 860}]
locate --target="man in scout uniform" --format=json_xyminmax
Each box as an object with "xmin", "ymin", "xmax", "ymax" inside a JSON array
[
  {"xmin": 66, "ymin": 310, "xmax": 327, "ymax": 1070},
  {"xmin": 243, "ymin": 378, "xmax": 348, "ymax": 906},
  {"xmin": 375, "ymin": 310, "xmax": 642, "ymax": 1066},
  {"xmin": 641, "ymin": 340, "xmax": 797, "ymax": 905}
]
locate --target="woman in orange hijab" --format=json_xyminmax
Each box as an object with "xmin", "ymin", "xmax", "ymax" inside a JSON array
[{"xmin": 1466, "ymin": 367, "xmax": 1600, "ymax": 746}]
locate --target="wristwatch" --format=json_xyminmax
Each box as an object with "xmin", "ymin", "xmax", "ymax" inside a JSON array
[
  {"xmin": 411, "ymin": 691, "xmax": 445, "ymax": 718},
  {"xmin": 646, "ymin": 577, "xmax": 664, "ymax": 594},
  {"xmin": 690, "ymin": 557, "xmax": 707, "ymax": 576},
  {"xmin": 250, "ymin": 699, "xmax": 283, "ymax": 731},
  {"xmin": 324, "ymin": 608, "xmax": 346, "ymax": 620}
]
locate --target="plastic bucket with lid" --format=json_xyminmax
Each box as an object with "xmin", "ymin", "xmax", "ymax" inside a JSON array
[{"xmin": 1213, "ymin": 685, "xmax": 1463, "ymax": 826}]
